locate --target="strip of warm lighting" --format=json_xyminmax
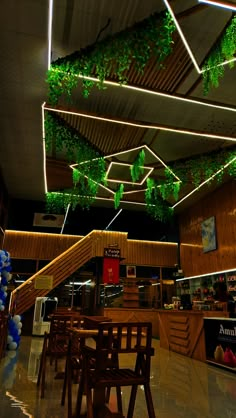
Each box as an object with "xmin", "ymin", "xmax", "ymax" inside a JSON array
[
  {"xmin": 172, "ymin": 155, "xmax": 236, "ymax": 208},
  {"xmin": 43, "ymin": 104, "xmax": 236, "ymax": 142},
  {"xmin": 198, "ymin": 0, "xmax": 236, "ymax": 12},
  {"xmin": 47, "ymin": 0, "xmax": 53, "ymax": 70},
  {"xmin": 163, "ymin": 0, "xmax": 202, "ymax": 73},
  {"xmin": 176, "ymin": 267, "xmax": 236, "ymax": 282},
  {"xmin": 72, "ymin": 167, "xmax": 115, "ymax": 195},
  {"xmin": 41, "ymin": 102, "xmax": 48, "ymax": 193},
  {"xmin": 105, "ymin": 162, "xmax": 154, "ymax": 185},
  {"xmin": 51, "ymin": 191, "xmax": 147, "ymax": 207},
  {"xmin": 49, "ymin": 68, "xmax": 236, "ymax": 113},
  {"xmin": 164, "ymin": 0, "xmax": 236, "ymax": 73}
]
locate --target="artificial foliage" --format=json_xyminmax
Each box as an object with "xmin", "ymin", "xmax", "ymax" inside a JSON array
[
  {"xmin": 45, "ymin": 112, "xmax": 107, "ymax": 210},
  {"xmin": 114, "ymin": 184, "xmax": 124, "ymax": 209},
  {"xmin": 203, "ymin": 16, "xmax": 236, "ymax": 95},
  {"xmin": 168, "ymin": 146, "xmax": 236, "ymax": 188},
  {"xmin": 130, "ymin": 149, "xmax": 145, "ymax": 182},
  {"xmin": 47, "ymin": 11, "xmax": 176, "ymax": 104},
  {"xmin": 145, "ymin": 178, "xmax": 174, "ymax": 222}
]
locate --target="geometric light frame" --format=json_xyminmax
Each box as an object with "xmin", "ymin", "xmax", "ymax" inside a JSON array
[{"xmin": 163, "ymin": 0, "xmax": 236, "ymax": 74}]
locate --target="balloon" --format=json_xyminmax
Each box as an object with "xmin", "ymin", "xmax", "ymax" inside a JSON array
[
  {"xmin": 8, "ymin": 342, "xmax": 17, "ymax": 350},
  {"xmin": 7, "ymin": 335, "xmax": 13, "ymax": 344},
  {"xmin": 13, "ymin": 315, "xmax": 21, "ymax": 324},
  {"xmin": 17, "ymin": 322, "xmax": 22, "ymax": 329}
]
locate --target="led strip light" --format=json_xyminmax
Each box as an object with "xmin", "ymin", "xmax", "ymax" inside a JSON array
[{"xmin": 163, "ymin": 0, "xmax": 236, "ymax": 73}]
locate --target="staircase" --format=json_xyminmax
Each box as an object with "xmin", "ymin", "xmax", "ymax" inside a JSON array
[{"xmin": 9, "ymin": 230, "xmax": 128, "ymax": 315}]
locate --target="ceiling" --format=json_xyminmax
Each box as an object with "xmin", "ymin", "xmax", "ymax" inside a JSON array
[{"xmin": 1, "ymin": 0, "xmax": 236, "ymax": 218}]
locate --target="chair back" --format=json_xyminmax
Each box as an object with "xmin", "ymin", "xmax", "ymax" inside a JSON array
[{"xmin": 95, "ymin": 321, "xmax": 153, "ymax": 377}]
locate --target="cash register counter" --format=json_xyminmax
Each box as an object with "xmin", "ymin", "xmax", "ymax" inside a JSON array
[{"xmin": 157, "ymin": 309, "xmax": 229, "ymax": 362}]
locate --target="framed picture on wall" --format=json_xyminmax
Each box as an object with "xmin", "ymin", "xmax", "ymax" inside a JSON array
[
  {"xmin": 126, "ymin": 265, "xmax": 136, "ymax": 278},
  {"xmin": 201, "ymin": 216, "xmax": 217, "ymax": 253}
]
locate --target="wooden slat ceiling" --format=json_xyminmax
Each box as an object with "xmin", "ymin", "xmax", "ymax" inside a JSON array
[{"xmin": 0, "ymin": 0, "xmax": 236, "ymax": 213}]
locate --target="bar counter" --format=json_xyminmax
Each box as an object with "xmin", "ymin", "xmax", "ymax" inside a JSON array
[{"xmin": 157, "ymin": 309, "xmax": 229, "ymax": 362}]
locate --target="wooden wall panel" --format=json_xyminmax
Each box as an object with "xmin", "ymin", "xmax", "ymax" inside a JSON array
[
  {"xmin": 91, "ymin": 230, "xmax": 128, "ymax": 258},
  {"xmin": 179, "ymin": 180, "xmax": 236, "ymax": 277},
  {"xmin": 3, "ymin": 231, "xmax": 83, "ymax": 260},
  {"xmin": 122, "ymin": 240, "xmax": 178, "ymax": 266}
]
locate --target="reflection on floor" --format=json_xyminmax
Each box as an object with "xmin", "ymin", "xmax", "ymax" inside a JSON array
[{"xmin": 0, "ymin": 336, "xmax": 236, "ymax": 418}]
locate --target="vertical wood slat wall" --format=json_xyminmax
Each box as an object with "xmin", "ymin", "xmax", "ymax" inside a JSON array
[
  {"xmin": 3, "ymin": 231, "xmax": 84, "ymax": 260},
  {"xmin": 179, "ymin": 180, "xmax": 236, "ymax": 277}
]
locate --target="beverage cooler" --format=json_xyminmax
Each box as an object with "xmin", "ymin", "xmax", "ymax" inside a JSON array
[{"xmin": 32, "ymin": 296, "xmax": 58, "ymax": 336}]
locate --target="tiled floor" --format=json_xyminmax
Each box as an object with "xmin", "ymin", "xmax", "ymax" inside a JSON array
[{"xmin": 0, "ymin": 336, "xmax": 236, "ymax": 418}]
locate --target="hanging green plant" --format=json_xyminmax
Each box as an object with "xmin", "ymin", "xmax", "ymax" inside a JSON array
[
  {"xmin": 159, "ymin": 180, "xmax": 181, "ymax": 201},
  {"xmin": 130, "ymin": 149, "xmax": 145, "ymax": 182},
  {"xmin": 145, "ymin": 178, "xmax": 173, "ymax": 222},
  {"xmin": 47, "ymin": 11, "xmax": 176, "ymax": 104},
  {"xmin": 45, "ymin": 112, "xmax": 103, "ymax": 164},
  {"xmin": 203, "ymin": 16, "xmax": 236, "ymax": 95},
  {"xmin": 114, "ymin": 184, "xmax": 124, "ymax": 209},
  {"xmin": 45, "ymin": 112, "xmax": 107, "ymax": 209},
  {"xmin": 168, "ymin": 146, "xmax": 236, "ymax": 188}
]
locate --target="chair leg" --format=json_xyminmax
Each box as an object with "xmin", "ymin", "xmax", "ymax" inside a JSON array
[
  {"xmin": 75, "ymin": 364, "xmax": 85, "ymax": 416},
  {"xmin": 144, "ymin": 383, "xmax": 156, "ymax": 418},
  {"xmin": 37, "ymin": 334, "xmax": 47, "ymax": 387},
  {"xmin": 67, "ymin": 358, "xmax": 73, "ymax": 418},
  {"xmin": 61, "ymin": 356, "xmax": 68, "ymax": 406},
  {"xmin": 116, "ymin": 386, "xmax": 123, "ymax": 414},
  {"xmin": 127, "ymin": 384, "xmax": 138, "ymax": 418}
]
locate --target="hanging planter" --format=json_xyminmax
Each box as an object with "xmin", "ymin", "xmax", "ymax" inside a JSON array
[
  {"xmin": 202, "ymin": 16, "xmax": 236, "ymax": 95},
  {"xmin": 130, "ymin": 149, "xmax": 145, "ymax": 182},
  {"xmin": 47, "ymin": 11, "xmax": 176, "ymax": 104},
  {"xmin": 145, "ymin": 178, "xmax": 174, "ymax": 222},
  {"xmin": 45, "ymin": 112, "xmax": 107, "ymax": 211},
  {"xmin": 114, "ymin": 184, "xmax": 124, "ymax": 209},
  {"xmin": 168, "ymin": 146, "xmax": 236, "ymax": 187}
]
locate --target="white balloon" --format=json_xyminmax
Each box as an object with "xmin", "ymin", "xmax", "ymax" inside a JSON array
[
  {"xmin": 7, "ymin": 335, "xmax": 13, "ymax": 344},
  {"xmin": 9, "ymin": 342, "xmax": 17, "ymax": 350},
  {"xmin": 17, "ymin": 322, "xmax": 22, "ymax": 329},
  {"xmin": 3, "ymin": 286, "xmax": 7, "ymax": 291},
  {"xmin": 0, "ymin": 305, "xmax": 5, "ymax": 311},
  {"xmin": 18, "ymin": 329, "xmax": 21, "ymax": 335},
  {"xmin": 13, "ymin": 315, "xmax": 21, "ymax": 323},
  {"xmin": 7, "ymin": 350, "xmax": 17, "ymax": 359}
]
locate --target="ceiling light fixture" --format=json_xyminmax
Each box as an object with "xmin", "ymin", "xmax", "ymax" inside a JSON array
[
  {"xmin": 47, "ymin": 0, "xmax": 53, "ymax": 70},
  {"xmin": 172, "ymin": 155, "xmax": 236, "ymax": 208},
  {"xmin": 41, "ymin": 102, "xmax": 48, "ymax": 194},
  {"xmin": 176, "ymin": 267, "xmax": 236, "ymax": 282},
  {"xmin": 50, "ymin": 68, "xmax": 236, "ymax": 113},
  {"xmin": 163, "ymin": 0, "xmax": 236, "ymax": 73},
  {"xmin": 105, "ymin": 209, "xmax": 123, "ymax": 230},
  {"xmin": 43, "ymin": 104, "xmax": 236, "ymax": 143},
  {"xmin": 198, "ymin": 0, "xmax": 236, "ymax": 12},
  {"xmin": 51, "ymin": 191, "xmax": 147, "ymax": 207},
  {"xmin": 105, "ymin": 162, "xmax": 154, "ymax": 185}
]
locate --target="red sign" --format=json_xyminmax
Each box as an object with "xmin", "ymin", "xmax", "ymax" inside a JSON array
[{"xmin": 103, "ymin": 257, "xmax": 120, "ymax": 284}]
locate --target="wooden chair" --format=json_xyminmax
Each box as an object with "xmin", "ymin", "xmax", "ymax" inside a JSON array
[
  {"xmin": 37, "ymin": 314, "xmax": 83, "ymax": 398},
  {"xmin": 61, "ymin": 315, "xmax": 113, "ymax": 417},
  {"xmin": 76, "ymin": 321, "xmax": 156, "ymax": 418}
]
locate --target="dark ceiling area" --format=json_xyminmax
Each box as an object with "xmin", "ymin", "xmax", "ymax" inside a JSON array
[{"xmin": 1, "ymin": 0, "xmax": 236, "ymax": 237}]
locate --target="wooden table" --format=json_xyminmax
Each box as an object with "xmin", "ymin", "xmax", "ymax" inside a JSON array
[{"xmin": 69, "ymin": 326, "xmax": 125, "ymax": 418}]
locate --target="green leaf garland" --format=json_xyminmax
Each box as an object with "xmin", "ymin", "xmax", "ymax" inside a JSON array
[{"xmin": 47, "ymin": 11, "xmax": 176, "ymax": 104}]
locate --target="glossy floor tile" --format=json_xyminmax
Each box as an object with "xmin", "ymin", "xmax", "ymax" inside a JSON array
[{"xmin": 0, "ymin": 336, "xmax": 236, "ymax": 418}]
